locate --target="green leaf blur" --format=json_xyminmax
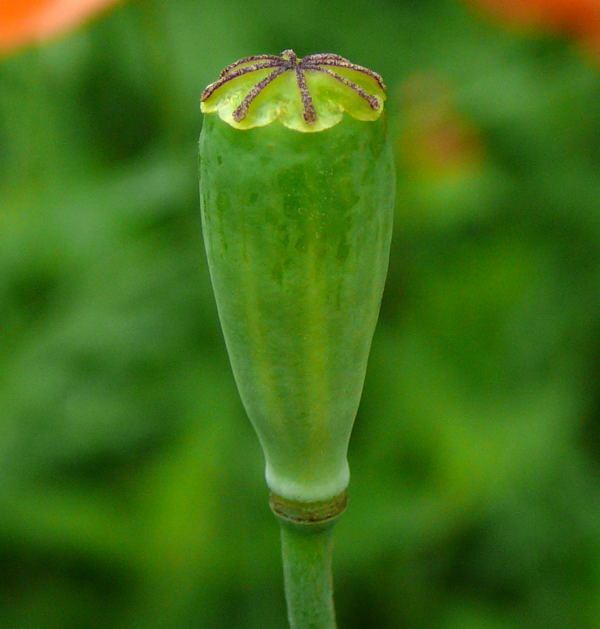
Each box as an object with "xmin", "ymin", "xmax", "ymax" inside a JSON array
[{"xmin": 1, "ymin": 1, "xmax": 598, "ymax": 627}]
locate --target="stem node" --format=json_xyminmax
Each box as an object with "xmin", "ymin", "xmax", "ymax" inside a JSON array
[{"xmin": 270, "ymin": 491, "xmax": 348, "ymax": 527}]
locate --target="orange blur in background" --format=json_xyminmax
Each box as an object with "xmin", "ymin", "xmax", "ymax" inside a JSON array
[
  {"xmin": 469, "ymin": 0, "xmax": 600, "ymax": 55},
  {"xmin": 0, "ymin": 0, "xmax": 122, "ymax": 54}
]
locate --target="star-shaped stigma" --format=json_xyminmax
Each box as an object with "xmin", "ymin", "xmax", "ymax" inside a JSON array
[{"xmin": 201, "ymin": 49, "xmax": 386, "ymax": 124}]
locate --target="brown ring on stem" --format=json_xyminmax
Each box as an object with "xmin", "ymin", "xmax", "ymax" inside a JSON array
[{"xmin": 270, "ymin": 491, "xmax": 348, "ymax": 528}]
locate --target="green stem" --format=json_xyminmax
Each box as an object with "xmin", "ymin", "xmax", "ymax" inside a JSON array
[{"xmin": 279, "ymin": 521, "xmax": 337, "ymax": 629}]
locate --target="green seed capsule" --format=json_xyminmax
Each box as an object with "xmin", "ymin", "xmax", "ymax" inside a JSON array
[{"xmin": 199, "ymin": 50, "xmax": 395, "ymax": 503}]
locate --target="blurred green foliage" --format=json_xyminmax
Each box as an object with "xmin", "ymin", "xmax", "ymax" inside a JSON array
[{"xmin": 1, "ymin": 0, "xmax": 599, "ymax": 627}]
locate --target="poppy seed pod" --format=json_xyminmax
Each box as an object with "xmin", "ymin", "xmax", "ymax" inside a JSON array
[{"xmin": 199, "ymin": 50, "xmax": 395, "ymax": 505}]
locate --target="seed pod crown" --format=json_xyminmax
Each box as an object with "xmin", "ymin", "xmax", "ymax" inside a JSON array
[{"xmin": 201, "ymin": 49, "xmax": 386, "ymax": 132}]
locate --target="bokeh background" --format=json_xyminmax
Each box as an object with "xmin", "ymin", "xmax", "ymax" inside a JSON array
[{"xmin": 1, "ymin": 0, "xmax": 599, "ymax": 627}]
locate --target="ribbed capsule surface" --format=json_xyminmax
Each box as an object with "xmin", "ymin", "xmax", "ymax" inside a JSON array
[{"xmin": 199, "ymin": 51, "xmax": 395, "ymax": 502}]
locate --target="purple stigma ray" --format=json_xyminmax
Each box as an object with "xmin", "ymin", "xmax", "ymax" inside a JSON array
[
  {"xmin": 203, "ymin": 49, "xmax": 385, "ymax": 124},
  {"xmin": 304, "ymin": 66, "xmax": 381, "ymax": 110},
  {"xmin": 220, "ymin": 54, "xmax": 283, "ymax": 77},
  {"xmin": 295, "ymin": 66, "xmax": 317, "ymax": 123},
  {"xmin": 303, "ymin": 53, "xmax": 386, "ymax": 90},
  {"xmin": 201, "ymin": 61, "xmax": 281, "ymax": 101},
  {"xmin": 232, "ymin": 66, "xmax": 287, "ymax": 122}
]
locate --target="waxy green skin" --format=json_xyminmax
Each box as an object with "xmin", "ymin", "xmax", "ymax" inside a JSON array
[{"xmin": 200, "ymin": 114, "xmax": 395, "ymax": 502}]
